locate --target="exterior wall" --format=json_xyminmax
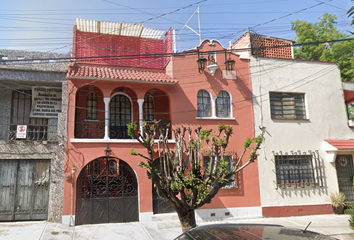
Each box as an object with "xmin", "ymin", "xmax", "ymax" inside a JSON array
[
  {"xmin": 64, "ymin": 39, "xmax": 262, "ymax": 223},
  {"xmin": 0, "ymin": 49, "xmax": 69, "ymax": 222},
  {"xmin": 170, "ymin": 40, "xmax": 261, "ymax": 215},
  {"xmin": 250, "ymin": 57, "xmax": 354, "ymax": 216}
]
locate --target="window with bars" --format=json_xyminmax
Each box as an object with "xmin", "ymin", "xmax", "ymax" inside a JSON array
[
  {"xmin": 216, "ymin": 90, "xmax": 231, "ymax": 118},
  {"xmin": 275, "ymin": 154, "xmax": 315, "ymax": 186},
  {"xmin": 203, "ymin": 155, "xmax": 236, "ymax": 188},
  {"xmin": 86, "ymin": 92, "xmax": 98, "ymax": 120},
  {"xmin": 143, "ymin": 94, "xmax": 155, "ymax": 121},
  {"xmin": 109, "ymin": 94, "xmax": 132, "ymax": 139},
  {"xmin": 197, "ymin": 90, "xmax": 211, "ymax": 117},
  {"xmin": 11, "ymin": 90, "xmax": 48, "ymax": 140},
  {"xmin": 270, "ymin": 92, "xmax": 306, "ymax": 119}
]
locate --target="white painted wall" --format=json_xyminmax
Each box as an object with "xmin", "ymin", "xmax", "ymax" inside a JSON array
[{"xmin": 250, "ymin": 57, "xmax": 354, "ymax": 207}]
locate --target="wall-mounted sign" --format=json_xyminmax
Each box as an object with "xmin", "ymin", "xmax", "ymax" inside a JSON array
[
  {"xmin": 29, "ymin": 87, "xmax": 62, "ymax": 118},
  {"xmin": 16, "ymin": 125, "xmax": 27, "ymax": 138}
]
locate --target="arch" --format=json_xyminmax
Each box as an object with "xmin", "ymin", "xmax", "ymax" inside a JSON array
[
  {"xmin": 197, "ymin": 89, "xmax": 212, "ymax": 117},
  {"xmin": 216, "ymin": 90, "xmax": 231, "ymax": 118},
  {"xmin": 75, "ymin": 85, "xmax": 104, "ymax": 138},
  {"xmin": 75, "ymin": 157, "xmax": 139, "ymax": 225}
]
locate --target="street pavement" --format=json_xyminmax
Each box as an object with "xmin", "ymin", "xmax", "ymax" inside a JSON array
[{"xmin": 0, "ymin": 214, "xmax": 353, "ymax": 240}]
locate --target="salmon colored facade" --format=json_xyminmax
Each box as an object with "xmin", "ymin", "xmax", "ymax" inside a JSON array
[{"xmin": 63, "ymin": 19, "xmax": 261, "ymax": 225}]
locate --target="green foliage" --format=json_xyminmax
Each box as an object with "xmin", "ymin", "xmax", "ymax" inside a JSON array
[
  {"xmin": 344, "ymin": 203, "xmax": 354, "ymax": 215},
  {"xmin": 348, "ymin": 0, "xmax": 354, "ymax": 26},
  {"xmin": 130, "ymin": 148, "xmax": 137, "ymax": 155},
  {"xmin": 291, "ymin": 13, "xmax": 354, "ymax": 82},
  {"xmin": 127, "ymin": 121, "xmax": 137, "ymax": 137},
  {"xmin": 349, "ymin": 214, "xmax": 354, "ymax": 230}
]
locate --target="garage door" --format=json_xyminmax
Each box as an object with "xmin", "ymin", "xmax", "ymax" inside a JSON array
[{"xmin": 0, "ymin": 159, "xmax": 50, "ymax": 221}]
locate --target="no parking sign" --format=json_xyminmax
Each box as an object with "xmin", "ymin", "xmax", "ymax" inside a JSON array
[{"xmin": 16, "ymin": 125, "xmax": 27, "ymax": 139}]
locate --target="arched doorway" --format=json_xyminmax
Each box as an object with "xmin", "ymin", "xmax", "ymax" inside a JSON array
[{"xmin": 75, "ymin": 157, "xmax": 138, "ymax": 225}]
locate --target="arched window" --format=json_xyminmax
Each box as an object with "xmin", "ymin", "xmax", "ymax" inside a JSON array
[
  {"xmin": 144, "ymin": 95, "xmax": 154, "ymax": 121},
  {"xmin": 109, "ymin": 94, "xmax": 132, "ymax": 139},
  {"xmin": 86, "ymin": 92, "xmax": 97, "ymax": 120},
  {"xmin": 197, "ymin": 90, "xmax": 211, "ymax": 117},
  {"xmin": 216, "ymin": 90, "xmax": 231, "ymax": 118}
]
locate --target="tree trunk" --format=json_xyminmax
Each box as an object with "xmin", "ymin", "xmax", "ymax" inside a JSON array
[{"xmin": 177, "ymin": 209, "xmax": 197, "ymax": 232}]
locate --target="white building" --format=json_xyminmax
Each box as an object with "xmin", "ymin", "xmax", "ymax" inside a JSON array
[{"xmin": 233, "ymin": 33, "xmax": 354, "ymax": 217}]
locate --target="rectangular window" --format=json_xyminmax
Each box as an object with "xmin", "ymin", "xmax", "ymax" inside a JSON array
[
  {"xmin": 270, "ymin": 92, "xmax": 306, "ymax": 119},
  {"xmin": 275, "ymin": 154, "xmax": 315, "ymax": 186},
  {"xmin": 11, "ymin": 90, "xmax": 48, "ymax": 140},
  {"xmin": 203, "ymin": 155, "xmax": 236, "ymax": 188}
]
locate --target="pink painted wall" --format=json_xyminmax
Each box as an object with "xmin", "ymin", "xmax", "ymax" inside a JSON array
[{"xmin": 64, "ymin": 39, "xmax": 261, "ymax": 217}]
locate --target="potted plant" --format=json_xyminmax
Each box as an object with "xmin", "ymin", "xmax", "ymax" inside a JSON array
[{"xmin": 330, "ymin": 192, "xmax": 346, "ymax": 214}]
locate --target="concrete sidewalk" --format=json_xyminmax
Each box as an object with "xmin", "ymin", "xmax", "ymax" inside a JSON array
[{"xmin": 0, "ymin": 214, "xmax": 353, "ymax": 240}]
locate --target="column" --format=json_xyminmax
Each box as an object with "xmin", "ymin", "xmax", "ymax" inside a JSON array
[
  {"xmin": 211, "ymin": 96, "xmax": 217, "ymax": 118},
  {"xmin": 104, "ymin": 97, "xmax": 110, "ymax": 140},
  {"xmin": 137, "ymin": 99, "xmax": 144, "ymax": 134}
]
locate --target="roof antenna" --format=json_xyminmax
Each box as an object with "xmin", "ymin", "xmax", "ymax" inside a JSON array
[
  {"xmin": 177, "ymin": 7, "xmax": 202, "ymax": 52},
  {"xmin": 302, "ymin": 221, "xmax": 312, "ymax": 233}
]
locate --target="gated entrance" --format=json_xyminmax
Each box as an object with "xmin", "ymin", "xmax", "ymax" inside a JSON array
[
  {"xmin": 0, "ymin": 159, "xmax": 50, "ymax": 221},
  {"xmin": 336, "ymin": 155, "xmax": 354, "ymax": 202},
  {"xmin": 75, "ymin": 157, "xmax": 138, "ymax": 225}
]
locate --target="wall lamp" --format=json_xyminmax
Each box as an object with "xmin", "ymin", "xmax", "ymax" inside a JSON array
[
  {"xmin": 105, "ymin": 144, "xmax": 112, "ymax": 157},
  {"xmin": 224, "ymin": 50, "xmax": 235, "ymax": 70},
  {"xmin": 197, "ymin": 51, "xmax": 207, "ymax": 73}
]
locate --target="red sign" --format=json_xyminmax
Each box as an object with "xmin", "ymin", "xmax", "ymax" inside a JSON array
[{"xmin": 16, "ymin": 125, "xmax": 27, "ymax": 139}]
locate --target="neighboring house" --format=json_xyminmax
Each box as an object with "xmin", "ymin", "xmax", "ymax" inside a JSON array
[
  {"xmin": 232, "ymin": 32, "xmax": 354, "ymax": 217},
  {"xmin": 64, "ymin": 19, "xmax": 261, "ymax": 225},
  {"xmin": 0, "ymin": 49, "xmax": 70, "ymax": 222}
]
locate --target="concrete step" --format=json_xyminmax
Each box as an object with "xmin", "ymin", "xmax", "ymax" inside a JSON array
[{"xmin": 152, "ymin": 213, "xmax": 179, "ymax": 222}]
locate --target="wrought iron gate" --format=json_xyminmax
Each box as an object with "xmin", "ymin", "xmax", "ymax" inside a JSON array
[
  {"xmin": 336, "ymin": 155, "xmax": 354, "ymax": 202},
  {"xmin": 76, "ymin": 158, "xmax": 138, "ymax": 225},
  {"xmin": 0, "ymin": 159, "xmax": 50, "ymax": 221}
]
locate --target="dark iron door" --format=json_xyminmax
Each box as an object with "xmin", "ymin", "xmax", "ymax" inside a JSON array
[
  {"xmin": 76, "ymin": 158, "xmax": 138, "ymax": 225},
  {"xmin": 153, "ymin": 186, "xmax": 175, "ymax": 214},
  {"xmin": 0, "ymin": 159, "xmax": 50, "ymax": 221},
  {"xmin": 336, "ymin": 155, "xmax": 354, "ymax": 202}
]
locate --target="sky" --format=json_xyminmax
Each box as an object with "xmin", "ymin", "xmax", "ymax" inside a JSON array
[{"xmin": 0, "ymin": 0, "xmax": 352, "ymax": 53}]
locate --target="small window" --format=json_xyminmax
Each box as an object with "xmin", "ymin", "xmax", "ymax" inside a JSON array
[
  {"xmin": 197, "ymin": 90, "xmax": 211, "ymax": 117},
  {"xmin": 86, "ymin": 92, "xmax": 97, "ymax": 120},
  {"xmin": 203, "ymin": 155, "xmax": 236, "ymax": 188},
  {"xmin": 270, "ymin": 92, "xmax": 306, "ymax": 119},
  {"xmin": 275, "ymin": 154, "xmax": 315, "ymax": 186},
  {"xmin": 1, "ymin": 55, "xmax": 8, "ymax": 60},
  {"xmin": 144, "ymin": 95, "xmax": 154, "ymax": 121},
  {"xmin": 216, "ymin": 90, "xmax": 231, "ymax": 118}
]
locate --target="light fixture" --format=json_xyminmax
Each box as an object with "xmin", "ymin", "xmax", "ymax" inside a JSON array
[
  {"xmin": 197, "ymin": 51, "xmax": 207, "ymax": 73},
  {"xmin": 197, "ymin": 57, "xmax": 207, "ymax": 73},
  {"xmin": 105, "ymin": 144, "xmax": 112, "ymax": 156},
  {"xmin": 224, "ymin": 58, "xmax": 235, "ymax": 70}
]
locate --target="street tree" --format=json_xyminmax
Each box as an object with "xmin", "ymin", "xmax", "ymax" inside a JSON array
[
  {"xmin": 348, "ymin": 0, "xmax": 354, "ymax": 27},
  {"xmin": 127, "ymin": 120, "xmax": 263, "ymax": 232},
  {"xmin": 291, "ymin": 13, "xmax": 354, "ymax": 82}
]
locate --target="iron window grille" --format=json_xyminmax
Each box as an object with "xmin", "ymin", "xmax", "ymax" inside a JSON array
[
  {"xmin": 270, "ymin": 92, "xmax": 306, "ymax": 119},
  {"xmin": 10, "ymin": 90, "xmax": 48, "ymax": 141},
  {"xmin": 143, "ymin": 94, "xmax": 155, "ymax": 121},
  {"xmin": 273, "ymin": 151, "xmax": 322, "ymax": 188},
  {"xmin": 203, "ymin": 155, "xmax": 237, "ymax": 188},
  {"xmin": 216, "ymin": 90, "xmax": 231, "ymax": 118},
  {"xmin": 86, "ymin": 92, "xmax": 98, "ymax": 120},
  {"xmin": 197, "ymin": 90, "xmax": 211, "ymax": 117},
  {"xmin": 109, "ymin": 94, "xmax": 132, "ymax": 139}
]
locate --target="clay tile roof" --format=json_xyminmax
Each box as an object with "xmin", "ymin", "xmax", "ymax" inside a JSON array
[
  {"xmin": 67, "ymin": 64, "xmax": 176, "ymax": 84},
  {"xmin": 325, "ymin": 140, "xmax": 354, "ymax": 150}
]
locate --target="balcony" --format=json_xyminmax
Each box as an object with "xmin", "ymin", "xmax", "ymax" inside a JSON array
[{"xmin": 1, "ymin": 123, "xmax": 58, "ymax": 141}]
